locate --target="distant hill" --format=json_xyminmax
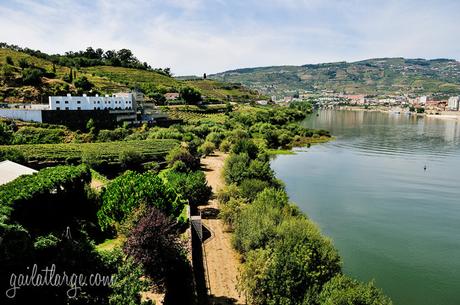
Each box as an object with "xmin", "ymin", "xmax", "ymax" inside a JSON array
[
  {"xmin": 210, "ymin": 58, "xmax": 460, "ymax": 96},
  {"xmin": 0, "ymin": 47, "xmax": 262, "ymax": 103}
]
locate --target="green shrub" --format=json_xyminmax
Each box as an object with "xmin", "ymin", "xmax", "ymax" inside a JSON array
[
  {"xmin": 98, "ymin": 171, "xmax": 184, "ymax": 231},
  {"xmin": 198, "ymin": 141, "xmax": 216, "ymax": 156},
  {"xmin": 319, "ymin": 274, "xmax": 392, "ymax": 305},
  {"xmin": 238, "ymin": 178, "xmax": 271, "ymax": 201},
  {"xmin": 233, "ymin": 188, "xmax": 290, "ymax": 254},
  {"xmin": 12, "ymin": 126, "xmax": 66, "ymax": 144},
  {"xmin": 205, "ymin": 132, "xmax": 225, "ymax": 146},
  {"xmin": 219, "ymin": 197, "xmax": 245, "ymax": 230},
  {"xmin": 166, "ymin": 146, "xmax": 200, "ymax": 172},
  {"xmin": 219, "ymin": 139, "xmax": 231, "ymax": 152},
  {"xmin": 164, "ymin": 170, "xmax": 212, "ymax": 207},
  {"xmin": 239, "ymin": 216, "xmax": 342, "ymax": 305},
  {"xmin": 109, "ymin": 257, "xmax": 151, "ymax": 305}
]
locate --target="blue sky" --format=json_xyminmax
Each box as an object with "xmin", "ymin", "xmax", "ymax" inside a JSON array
[{"xmin": 1, "ymin": 0, "xmax": 459, "ymax": 75}]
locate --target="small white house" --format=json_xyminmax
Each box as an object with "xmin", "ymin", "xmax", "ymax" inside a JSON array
[{"xmin": 49, "ymin": 93, "xmax": 134, "ymax": 111}]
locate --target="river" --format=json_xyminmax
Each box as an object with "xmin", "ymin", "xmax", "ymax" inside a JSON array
[{"xmin": 271, "ymin": 110, "xmax": 460, "ymax": 305}]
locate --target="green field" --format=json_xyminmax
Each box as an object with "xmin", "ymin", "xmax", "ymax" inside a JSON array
[{"xmin": 0, "ymin": 139, "xmax": 179, "ymax": 165}]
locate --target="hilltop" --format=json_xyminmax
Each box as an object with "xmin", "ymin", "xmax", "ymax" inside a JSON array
[
  {"xmin": 0, "ymin": 45, "xmax": 262, "ymax": 104},
  {"xmin": 210, "ymin": 58, "xmax": 460, "ymax": 96}
]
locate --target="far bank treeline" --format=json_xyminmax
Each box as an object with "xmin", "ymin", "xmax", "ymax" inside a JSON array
[{"xmin": 0, "ymin": 103, "xmax": 391, "ymax": 304}]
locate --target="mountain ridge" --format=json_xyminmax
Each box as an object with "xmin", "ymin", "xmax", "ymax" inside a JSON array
[{"xmin": 210, "ymin": 57, "xmax": 460, "ymax": 96}]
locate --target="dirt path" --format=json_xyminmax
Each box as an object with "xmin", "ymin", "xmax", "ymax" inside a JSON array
[{"xmin": 199, "ymin": 152, "xmax": 245, "ymax": 305}]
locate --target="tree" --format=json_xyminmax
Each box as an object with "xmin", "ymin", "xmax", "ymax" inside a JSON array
[
  {"xmin": 98, "ymin": 171, "xmax": 184, "ymax": 231},
  {"xmin": 180, "ymin": 87, "xmax": 202, "ymax": 104},
  {"xmin": 166, "ymin": 146, "xmax": 200, "ymax": 172},
  {"xmin": 5, "ymin": 56, "xmax": 14, "ymax": 65},
  {"xmin": 22, "ymin": 68, "xmax": 44, "ymax": 86},
  {"xmin": 18, "ymin": 58, "xmax": 29, "ymax": 69},
  {"xmin": 74, "ymin": 76, "xmax": 94, "ymax": 91},
  {"xmin": 164, "ymin": 170, "xmax": 212, "ymax": 207},
  {"xmin": 124, "ymin": 207, "xmax": 184, "ymax": 280}
]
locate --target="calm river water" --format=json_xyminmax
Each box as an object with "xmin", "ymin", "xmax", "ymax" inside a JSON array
[{"xmin": 271, "ymin": 110, "xmax": 460, "ymax": 305}]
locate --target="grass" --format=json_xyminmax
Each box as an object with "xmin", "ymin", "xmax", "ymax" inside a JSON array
[
  {"xmin": 96, "ymin": 236, "xmax": 125, "ymax": 252},
  {"xmin": 267, "ymin": 149, "xmax": 296, "ymax": 155}
]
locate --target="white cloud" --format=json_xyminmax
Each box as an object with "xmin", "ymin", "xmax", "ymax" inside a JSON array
[{"xmin": 0, "ymin": 0, "xmax": 459, "ymax": 75}]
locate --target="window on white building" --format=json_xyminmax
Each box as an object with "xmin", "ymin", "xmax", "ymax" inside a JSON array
[
  {"xmin": 65, "ymin": 107, "xmax": 69, "ymax": 110},
  {"xmin": 77, "ymin": 107, "xmax": 81, "ymax": 110},
  {"xmin": 65, "ymin": 101, "xmax": 69, "ymax": 104},
  {"xmin": 56, "ymin": 107, "xmax": 60, "ymax": 110},
  {"xmin": 77, "ymin": 101, "xmax": 81, "ymax": 104},
  {"xmin": 56, "ymin": 101, "xmax": 60, "ymax": 104}
]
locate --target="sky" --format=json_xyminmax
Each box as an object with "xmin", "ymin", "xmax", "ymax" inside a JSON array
[{"xmin": 0, "ymin": 0, "xmax": 459, "ymax": 75}]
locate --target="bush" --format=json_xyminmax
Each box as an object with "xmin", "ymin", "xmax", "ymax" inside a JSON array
[
  {"xmin": 0, "ymin": 147, "xmax": 25, "ymax": 163},
  {"xmin": 109, "ymin": 257, "xmax": 151, "ymax": 305},
  {"xmin": 219, "ymin": 139, "xmax": 231, "ymax": 152},
  {"xmin": 233, "ymin": 188, "xmax": 290, "ymax": 254},
  {"xmin": 231, "ymin": 139, "xmax": 259, "ymax": 159},
  {"xmin": 98, "ymin": 171, "xmax": 184, "ymax": 231},
  {"xmin": 238, "ymin": 178, "xmax": 271, "ymax": 201},
  {"xmin": 97, "ymin": 128, "xmax": 130, "ymax": 142},
  {"xmin": 164, "ymin": 170, "xmax": 212, "ymax": 207},
  {"xmin": 12, "ymin": 127, "xmax": 66, "ymax": 144},
  {"xmin": 239, "ymin": 216, "xmax": 342, "ymax": 305},
  {"xmin": 118, "ymin": 149, "xmax": 142, "ymax": 168},
  {"xmin": 205, "ymin": 132, "xmax": 225, "ymax": 146},
  {"xmin": 198, "ymin": 141, "xmax": 215, "ymax": 156},
  {"xmin": 219, "ymin": 197, "xmax": 245, "ymax": 230},
  {"xmin": 318, "ymin": 274, "xmax": 392, "ymax": 305},
  {"xmin": 166, "ymin": 146, "xmax": 200, "ymax": 172}
]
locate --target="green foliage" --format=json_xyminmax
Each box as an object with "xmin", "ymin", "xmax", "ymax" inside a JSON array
[
  {"xmin": 97, "ymin": 128, "xmax": 130, "ymax": 142},
  {"xmin": 163, "ymin": 170, "xmax": 212, "ymax": 207},
  {"xmin": 180, "ymin": 86, "xmax": 202, "ymax": 104},
  {"xmin": 22, "ymin": 67, "xmax": 44, "ymax": 86},
  {"xmin": 98, "ymin": 171, "xmax": 184, "ymax": 231},
  {"xmin": 166, "ymin": 146, "xmax": 200, "ymax": 172},
  {"xmin": 74, "ymin": 75, "xmax": 94, "ymax": 92},
  {"xmin": 231, "ymin": 139, "xmax": 259, "ymax": 159},
  {"xmin": 0, "ymin": 122, "xmax": 13, "ymax": 144},
  {"xmin": 233, "ymin": 188, "xmax": 290, "ymax": 253},
  {"xmin": 5, "ymin": 55, "xmax": 14, "ymax": 65},
  {"xmin": 109, "ymin": 257, "xmax": 151, "ymax": 305},
  {"xmin": 11, "ymin": 126, "xmax": 66, "ymax": 144},
  {"xmin": 198, "ymin": 141, "xmax": 216, "ymax": 156},
  {"xmin": 238, "ymin": 178, "xmax": 271, "ymax": 201},
  {"xmin": 0, "ymin": 164, "xmax": 91, "ymax": 214},
  {"xmin": 319, "ymin": 275, "xmax": 393, "ymax": 305},
  {"xmin": 219, "ymin": 197, "xmax": 246, "ymax": 230},
  {"xmin": 0, "ymin": 146, "xmax": 25, "ymax": 163},
  {"xmin": 0, "ymin": 139, "xmax": 178, "ymax": 166}
]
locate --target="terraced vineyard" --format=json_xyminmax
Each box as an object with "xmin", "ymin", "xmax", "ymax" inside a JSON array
[{"xmin": 0, "ymin": 139, "xmax": 179, "ymax": 165}]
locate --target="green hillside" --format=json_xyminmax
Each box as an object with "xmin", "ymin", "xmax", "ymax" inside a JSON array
[
  {"xmin": 210, "ymin": 58, "xmax": 460, "ymax": 96},
  {"xmin": 0, "ymin": 47, "xmax": 262, "ymax": 103}
]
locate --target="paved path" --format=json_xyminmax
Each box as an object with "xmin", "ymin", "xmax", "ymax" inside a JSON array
[{"xmin": 199, "ymin": 152, "xmax": 245, "ymax": 305}]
